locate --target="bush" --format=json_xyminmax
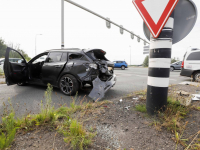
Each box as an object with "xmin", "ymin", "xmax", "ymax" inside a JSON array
[
  {"xmin": 143, "ymin": 56, "xmax": 149, "ymax": 67},
  {"xmin": 0, "ymin": 101, "xmax": 17, "ymax": 150}
]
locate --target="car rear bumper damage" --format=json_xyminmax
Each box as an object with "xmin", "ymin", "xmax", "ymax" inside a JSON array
[{"xmin": 88, "ymin": 74, "xmax": 116, "ymax": 101}]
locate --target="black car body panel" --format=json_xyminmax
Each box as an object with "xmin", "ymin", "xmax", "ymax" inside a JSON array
[
  {"xmin": 180, "ymin": 68, "xmax": 194, "ymax": 77},
  {"xmin": 4, "ymin": 47, "xmax": 28, "ymax": 85},
  {"xmin": 4, "ymin": 47, "xmax": 116, "ymax": 101}
]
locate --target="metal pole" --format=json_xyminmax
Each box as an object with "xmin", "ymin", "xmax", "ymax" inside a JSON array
[
  {"xmin": 64, "ymin": 0, "xmax": 149, "ymax": 44},
  {"xmin": 61, "ymin": 0, "xmax": 64, "ymax": 49},
  {"xmin": 146, "ymin": 12, "xmax": 174, "ymax": 115},
  {"xmin": 130, "ymin": 46, "xmax": 131, "ymax": 66}
]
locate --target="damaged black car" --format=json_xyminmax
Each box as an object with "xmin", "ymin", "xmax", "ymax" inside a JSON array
[{"xmin": 4, "ymin": 47, "xmax": 116, "ymax": 101}]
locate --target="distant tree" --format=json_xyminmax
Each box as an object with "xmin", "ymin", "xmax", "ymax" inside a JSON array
[
  {"xmin": 143, "ymin": 56, "xmax": 149, "ymax": 67},
  {"xmin": 0, "ymin": 38, "xmax": 31, "ymax": 61},
  {"xmin": 171, "ymin": 57, "xmax": 180, "ymax": 64},
  {"xmin": 0, "ymin": 38, "xmax": 7, "ymax": 58}
]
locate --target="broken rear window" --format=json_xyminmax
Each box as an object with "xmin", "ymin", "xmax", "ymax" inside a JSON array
[
  {"xmin": 68, "ymin": 54, "xmax": 83, "ymax": 60},
  {"xmin": 85, "ymin": 50, "xmax": 108, "ymax": 61}
]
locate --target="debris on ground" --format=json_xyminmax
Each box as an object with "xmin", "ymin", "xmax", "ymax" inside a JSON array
[{"xmin": 192, "ymin": 94, "xmax": 200, "ymax": 101}]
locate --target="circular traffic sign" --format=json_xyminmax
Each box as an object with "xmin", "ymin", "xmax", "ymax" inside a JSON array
[{"xmin": 143, "ymin": 0, "xmax": 198, "ymax": 44}]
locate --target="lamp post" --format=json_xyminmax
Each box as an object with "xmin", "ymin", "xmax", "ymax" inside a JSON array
[
  {"xmin": 61, "ymin": 0, "xmax": 64, "ymax": 49},
  {"xmin": 35, "ymin": 34, "xmax": 42, "ymax": 56},
  {"xmin": 129, "ymin": 46, "xmax": 131, "ymax": 66}
]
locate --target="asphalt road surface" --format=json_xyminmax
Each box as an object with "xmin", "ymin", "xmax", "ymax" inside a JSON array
[{"xmin": 0, "ymin": 67, "xmax": 190, "ymax": 118}]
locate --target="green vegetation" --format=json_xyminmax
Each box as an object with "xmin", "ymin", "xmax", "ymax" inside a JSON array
[
  {"xmin": 0, "ymin": 38, "xmax": 31, "ymax": 61},
  {"xmin": 0, "ymin": 67, "xmax": 3, "ymax": 76},
  {"xmin": 0, "ymin": 100, "xmax": 17, "ymax": 150},
  {"xmin": 143, "ymin": 55, "xmax": 149, "ymax": 67},
  {"xmin": 171, "ymin": 57, "xmax": 180, "ymax": 64},
  {"xmin": 135, "ymin": 104, "xmax": 147, "ymax": 113},
  {"xmin": 0, "ymin": 84, "xmax": 107, "ymax": 150}
]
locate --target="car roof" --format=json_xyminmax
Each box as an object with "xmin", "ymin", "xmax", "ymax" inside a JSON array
[
  {"xmin": 45, "ymin": 48, "xmax": 83, "ymax": 53},
  {"xmin": 0, "ymin": 58, "xmax": 5, "ymax": 61},
  {"xmin": 114, "ymin": 61, "xmax": 125, "ymax": 62}
]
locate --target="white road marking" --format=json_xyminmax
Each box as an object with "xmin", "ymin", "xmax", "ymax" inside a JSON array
[
  {"xmin": 169, "ymin": 79, "xmax": 177, "ymax": 81},
  {"xmin": 135, "ymin": 75, "xmax": 147, "ymax": 78}
]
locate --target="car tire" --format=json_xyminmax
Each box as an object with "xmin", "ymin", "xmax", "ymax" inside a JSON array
[
  {"xmin": 193, "ymin": 72, "xmax": 200, "ymax": 82},
  {"xmin": 170, "ymin": 67, "xmax": 174, "ymax": 71},
  {"xmin": 121, "ymin": 66, "xmax": 125, "ymax": 70},
  {"xmin": 59, "ymin": 74, "xmax": 79, "ymax": 96},
  {"xmin": 17, "ymin": 82, "xmax": 26, "ymax": 86}
]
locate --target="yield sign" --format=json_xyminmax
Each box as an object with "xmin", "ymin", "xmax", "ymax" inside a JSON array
[{"xmin": 133, "ymin": 0, "xmax": 179, "ymax": 38}]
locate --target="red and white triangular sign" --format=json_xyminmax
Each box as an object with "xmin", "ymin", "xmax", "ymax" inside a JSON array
[{"xmin": 133, "ymin": 0, "xmax": 179, "ymax": 38}]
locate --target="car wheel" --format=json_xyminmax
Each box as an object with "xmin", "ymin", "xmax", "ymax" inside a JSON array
[
  {"xmin": 193, "ymin": 72, "xmax": 200, "ymax": 82},
  {"xmin": 170, "ymin": 67, "xmax": 174, "ymax": 71},
  {"xmin": 59, "ymin": 74, "xmax": 79, "ymax": 96},
  {"xmin": 17, "ymin": 82, "xmax": 26, "ymax": 86},
  {"xmin": 121, "ymin": 66, "xmax": 125, "ymax": 70}
]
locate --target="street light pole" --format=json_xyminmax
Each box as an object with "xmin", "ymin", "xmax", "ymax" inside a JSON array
[
  {"xmin": 129, "ymin": 46, "xmax": 131, "ymax": 66},
  {"xmin": 35, "ymin": 34, "xmax": 42, "ymax": 56},
  {"xmin": 61, "ymin": 0, "xmax": 64, "ymax": 49}
]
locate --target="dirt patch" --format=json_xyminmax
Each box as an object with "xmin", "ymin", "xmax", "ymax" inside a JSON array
[
  {"xmin": 11, "ymin": 127, "xmax": 68, "ymax": 150},
  {"xmin": 10, "ymin": 84, "xmax": 200, "ymax": 150},
  {"xmin": 85, "ymin": 98, "xmax": 183, "ymax": 150}
]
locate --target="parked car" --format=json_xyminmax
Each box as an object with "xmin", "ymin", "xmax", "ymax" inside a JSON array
[
  {"xmin": 180, "ymin": 48, "xmax": 200, "ymax": 82},
  {"xmin": 113, "ymin": 61, "xmax": 128, "ymax": 70},
  {"xmin": 1, "ymin": 58, "xmax": 23, "ymax": 72},
  {"xmin": 0, "ymin": 58, "xmax": 23, "ymax": 65},
  {"xmin": 170, "ymin": 61, "xmax": 182, "ymax": 71},
  {"xmin": 4, "ymin": 47, "xmax": 116, "ymax": 100}
]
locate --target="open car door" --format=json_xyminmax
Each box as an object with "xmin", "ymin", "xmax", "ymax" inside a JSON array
[{"xmin": 4, "ymin": 47, "xmax": 28, "ymax": 85}]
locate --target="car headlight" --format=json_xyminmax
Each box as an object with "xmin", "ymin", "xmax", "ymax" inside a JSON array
[{"xmin": 89, "ymin": 63, "xmax": 97, "ymax": 69}]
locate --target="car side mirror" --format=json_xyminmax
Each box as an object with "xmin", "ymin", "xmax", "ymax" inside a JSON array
[
  {"xmin": 176, "ymin": 63, "xmax": 178, "ymax": 65},
  {"xmin": 21, "ymin": 60, "xmax": 26, "ymax": 63}
]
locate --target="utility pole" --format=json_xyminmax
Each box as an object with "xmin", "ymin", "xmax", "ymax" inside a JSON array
[
  {"xmin": 61, "ymin": 0, "xmax": 64, "ymax": 49},
  {"xmin": 129, "ymin": 46, "xmax": 131, "ymax": 66}
]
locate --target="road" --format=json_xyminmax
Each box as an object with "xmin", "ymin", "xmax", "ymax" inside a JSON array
[{"xmin": 0, "ymin": 67, "xmax": 190, "ymax": 118}]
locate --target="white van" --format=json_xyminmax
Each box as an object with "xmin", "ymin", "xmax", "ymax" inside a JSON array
[{"xmin": 180, "ymin": 48, "xmax": 200, "ymax": 82}]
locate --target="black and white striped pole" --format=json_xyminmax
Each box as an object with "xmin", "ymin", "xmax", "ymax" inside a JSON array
[{"xmin": 146, "ymin": 12, "xmax": 174, "ymax": 115}]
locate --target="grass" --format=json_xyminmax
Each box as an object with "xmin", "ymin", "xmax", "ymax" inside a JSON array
[
  {"xmin": 135, "ymin": 104, "xmax": 147, "ymax": 113},
  {"xmin": 0, "ymin": 67, "xmax": 4, "ymax": 76},
  {"xmin": 0, "ymin": 84, "xmax": 108, "ymax": 150},
  {"xmin": 133, "ymin": 92, "xmax": 198, "ymax": 149}
]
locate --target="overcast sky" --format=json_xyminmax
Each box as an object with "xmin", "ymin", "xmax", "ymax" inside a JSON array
[{"xmin": 0, "ymin": 0, "xmax": 200, "ymax": 64}]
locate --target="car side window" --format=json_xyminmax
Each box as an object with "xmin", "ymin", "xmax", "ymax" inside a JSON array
[
  {"xmin": 187, "ymin": 52, "xmax": 200, "ymax": 60},
  {"xmin": 61, "ymin": 53, "xmax": 68, "ymax": 62},
  {"xmin": 68, "ymin": 53, "xmax": 83, "ymax": 60},
  {"xmin": 9, "ymin": 50, "xmax": 24, "ymax": 63},
  {"xmin": 47, "ymin": 52, "xmax": 62, "ymax": 63}
]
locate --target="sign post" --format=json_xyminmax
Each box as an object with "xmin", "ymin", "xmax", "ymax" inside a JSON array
[
  {"xmin": 133, "ymin": 0, "xmax": 179, "ymax": 115},
  {"xmin": 146, "ymin": 12, "xmax": 174, "ymax": 115}
]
